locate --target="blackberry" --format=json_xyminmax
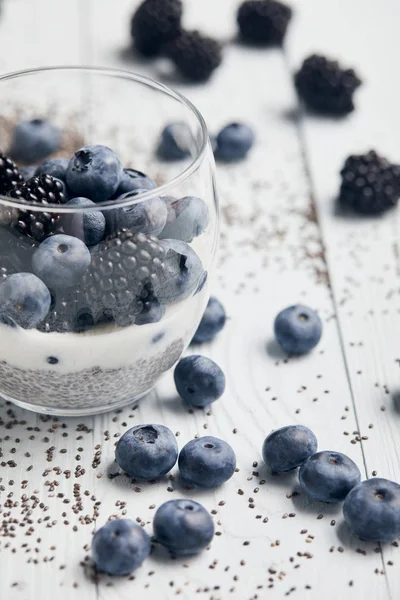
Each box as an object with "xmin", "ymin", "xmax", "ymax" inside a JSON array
[
  {"xmin": 237, "ymin": 0, "xmax": 292, "ymax": 45},
  {"xmin": 339, "ymin": 151, "xmax": 400, "ymax": 215},
  {"xmin": 8, "ymin": 174, "xmax": 67, "ymax": 241},
  {"xmin": 131, "ymin": 0, "xmax": 183, "ymax": 57},
  {"xmin": 295, "ymin": 54, "xmax": 362, "ymax": 115},
  {"xmin": 82, "ymin": 230, "xmax": 168, "ymax": 327},
  {"xmin": 164, "ymin": 30, "xmax": 222, "ymax": 82},
  {"xmin": 37, "ymin": 287, "xmax": 94, "ymax": 334},
  {"xmin": 0, "ymin": 151, "xmax": 23, "ymax": 195}
]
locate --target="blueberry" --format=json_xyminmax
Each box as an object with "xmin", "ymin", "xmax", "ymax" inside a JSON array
[
  {"xmin": 115, "ymin": 168, "xmax": 157, "ymax": 196},
  {"xmin": 66, "ymin": 145, "xmax": 123, "ymax": 202},
  {"xmin": 35, "ymin": 158, "xmax": 69, "ymax": 181},
  {"xmin": 159, "ymin": 196, "xmax": 209, "ymax": 242},
  {"xmin": 106, "ymin": 189, "xmax": 167, "ymax": 236},
  {"xmin": 299, "ymin": 451, "xmax": 361, "ymax": 503},
  {"xmin": 343, "ymin": 478, "xmax": 400, "ymax": 543},
  {"xmin": 192, "ymin": 296, "xmax": 226, "ymax": 344},
  {"xmin": 157, "ymin": 122, "xmax": 192, "ymax": 160},
  {"xmin": 62, "ymin": 197, "xmax": 106, "ymax": 246},
  {"xmin": 135, "ymin": 298, "xmax": 165, "ymax": 326},
  {"xmin": 115, "ymin": 424, "xmax": 178, "ymax": 480},
  {"xmin": 174, "ymin": 355, "xmax": 225, "ymax": 408},
  {"xmin": 179, "ymin": 436, "xmax": 236, "ymax": 488},
  {"xmin": 32, "ymin": 234, "xmax": 91, "ymax": 290},
  {"xmin": 155, "ymin": 239, "xmax": 204, "ymax": 304},
  {"xmin": 19, "ymin": 165, "xmax": 37, "ymax": 181},
  {"xmin": 10, "ymin": 119, "xmax": 61, "ymax": 163},
  {"xmin": 0, "ymin": 273, "xmax": 51, "ymax": 329},
  {"xmin": 214, "ymin": 123, "xmax": 254, "ymax": 161},
  {"xmin": 262, "ymin": 425, "xmax": 318, "ymax": 473},
  {"xmin": 154, "ymin": 499, "xmax": 214, "ymax": 556},
  {"xmin": 92, "ymin": 519, "xmax": 151, "ymax": 575},
  {"xmin": 274, "ymin": 305, "xmax": 322, "ymax": 354}
]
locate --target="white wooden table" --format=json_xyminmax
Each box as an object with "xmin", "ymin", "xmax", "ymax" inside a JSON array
[{"xmin": 1, "ymin": 0, "xmax": 400, "ymax": 598}]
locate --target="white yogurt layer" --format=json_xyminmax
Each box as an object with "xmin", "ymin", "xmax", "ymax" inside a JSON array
[{"xmin": 0, "ymin": 287, "xmax": 208, "ymax": 374}]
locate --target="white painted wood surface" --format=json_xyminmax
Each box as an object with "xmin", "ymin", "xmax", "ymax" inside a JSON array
[{"xmin": 1, "ymin": 0, "xmax": 400, "ymax": 598}]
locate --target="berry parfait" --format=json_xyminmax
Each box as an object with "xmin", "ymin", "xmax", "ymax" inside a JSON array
[{"xmin": 0, "ymin": 66, "xmax": 218, "ymax": 415}]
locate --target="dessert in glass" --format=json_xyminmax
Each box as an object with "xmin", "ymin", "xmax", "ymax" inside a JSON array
[{"xmin": 0, "ymin": 66, "xmax": 219, "ymax": 415}]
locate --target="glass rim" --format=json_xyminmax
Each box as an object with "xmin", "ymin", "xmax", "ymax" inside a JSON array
[{"xmin": 0, "ymin": 65, "xmax": 210, "ymax": 213}]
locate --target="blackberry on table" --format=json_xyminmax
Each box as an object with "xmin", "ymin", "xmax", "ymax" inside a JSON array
[
  {"xmin": 237, "ymin": 0, "xmax": 292, "ymax": 46},
  {"xmin": 131, "ymin": 0, "xmax": 183, "ymax": 57},
  {"xmin": 164, "ymin": 30, "xmax": 222, "ymax": 82},
  {"xmin": 82, "ymin": 230, "xmax": 168, "ymax": 327},
  {"xmin": 0, "ymin": 151, "xmax": 23, "ymax": 195},
  {"xmin": 339, "ymin": 151, "xmax": 400, "ymax": 215},
  {"xmin": 295, "ymin": 54, "xmax": 362, "ymax": 115},
  {"xmin": 8, "ymin": 173, "xmax": 67, "ymax": 241}
]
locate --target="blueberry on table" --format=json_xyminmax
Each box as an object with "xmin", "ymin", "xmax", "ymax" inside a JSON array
[
  {"xmin": 10, "ymin": 118, "xmax": 61, "ymax": 163},
  {"xmin": 35, "ymin": 158, "xmax": 69, "ymax": 181},
  {"xmin": 274, "ymin": 304, "xmax": 322, "ymax": 355},
  {"xmin": 343, "ymin": 478, "xmax": 400, "ymax": 543},
  {"xmin": 262, "ymin": 425, "xmax": 318, "ymax": 473},
  {"xmin": 237, "ymin": 0, "xmax": 293, "ymax": 46},
  {"xmin": 157, "ymin": 122, "xmax": 192, "ymax": 161},
  {"xmin": 214, "ymin": 123, "xmax": 255, "ymax": 161},
  {"xmin": 116, "ymin": 168, "xmax": 157, "ymax": 196},
  {"xmin": 174, "ymin": 355, "xmax": 225, "ymax": 407},
  {"xmin": 115, "ymin": 424, "xmax": 178, "ymax": 480},
  {"xmin": 66, "ymin": 145, "xmax": 123, "ymax": 202},
  {"xmin": 92, "ymin": 519, "xmax": 151, "ymax": 575},
  {"xmin": 159, "ymin": 196, "xmax": 209, "ymax": 243},
  {"xmin": 299, "ymin": 451, "xmax": 361, "ymax": 503},
  {"xmin": 108, "ymin": 189, "xmax": 167, "ymax": 236},
  {"xmin": 192, "ymin": 296, "xmax": 226, "ymax": 344},
  {"xmin": 154, "ymin": 499, "xmax": 214, "ymax": 556},
  {"xmin": 155, "ymin": 239, "xmax": 204, "ymax": 304},
  {"xmin": 32, "ymin": 234, "xmax": 91, "ymax": 290},
  {"xmin": 0, "ymin": 272, "xmax": 51, "ymax": 329},
  {"xmin": 179, "ymin": 436, "xmax": 236, "ymax": 488},
  {"xmin": 62, "ymin": 197, "xmax": 106, "ymax": 246}
]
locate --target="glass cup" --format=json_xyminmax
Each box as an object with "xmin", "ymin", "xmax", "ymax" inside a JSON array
[{"xmin": 0, "ymin": 66, "xmax": 219, "ymax": 415}]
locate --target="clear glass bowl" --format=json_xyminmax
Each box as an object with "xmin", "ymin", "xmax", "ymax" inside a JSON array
[{"xmin": 0, "ymin": 66, "xmax": 219, "ymax": 415}]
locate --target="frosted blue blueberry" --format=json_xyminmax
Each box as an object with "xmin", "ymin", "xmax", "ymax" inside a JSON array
[
  {"xmin": 274, "ymin": 304, "xmax": 322, "ymax": 354},
  {"xmin": 299, "ymin": 451, "xmax": 361, "ymax": 503},
  {"xmin": 179, "ymin": 436, "xmax": 236, "ymax": 488},
  {"xmin": 66, "ymin": 145, "xmax": 123, "ymax": 202},
  {"xmin": 62, "ymin": 197, "xmax": 106, "ymax": 246},
  {"xmin": 0, "ymin": 273, "xmax": 51, "ymax": 329},
  {"xmin": 106, "ymin": 189, "xmax": 167, "ymax": 235},
  {"xmin": 159, "ymin": 196, "xmax": 209, "ymax": 242},
  {"xmin": 115, "ymin": 424, "xmax": 178, "ymax": 480},
  {"xmin": 32, "ymin": 234, "xmax": 91, "ymax": 290},
  {"xmin": 92, "ymin": 519, "xmax": 151, "ymax": 575},
  {"xmin": 35, "ymin": 158, "xmax": 69, "ymax": 181},
  {"xmin": 262, "ymin": 425, "xmax": 318, "ymax": 472},
  {"xmin": 174, "ymin": 355, "xmax": 225, "ymax": 407},
  {"xmin": 115, "ymin": 168, "xmax": 157, "ymax": 196},
  {"xmin": 154, "ymin": 499, "xmax": 214, "ymax": 556},
  {"xmin": 214, "ymin": 123, "xmax": 254, "ymax": 161},
  {"xmin": 155, "ymin": 239, "xmax": 204, "ymax": 305},
  {"xmin": 157, "ymin": 122, "xmax": 192, "ymax": 160},
  {"xmin": 192, "ymin": 296, "xmax": 226, "ymax": 344},
  {"xmin": 10, "ymin": 118, "xmax": 61, "ymax": 163}
]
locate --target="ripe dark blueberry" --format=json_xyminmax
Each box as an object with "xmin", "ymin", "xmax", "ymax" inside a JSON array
[
  {"xmin": 0, "ymin": 151, "xmax": 23, "ymax": 195},
  {"xmin": 274, "ymin": 304, "xmax": 322, "ymax": 354},
  {"xmin": 62, "ymin": 197, "xmax": 106, "ymax": 246},
  {"xmin": 339, "ymin": 150, "xmax": 400, "ymax": 215},
  {"xmin": 164, "ymin": 30, "xmax": 222, "ymax": 82},
  {"xmin": 155, "ymin": 239, "xmax": 204, "ymax": 305},
  {"xmin": 174, "ymin": 355, "xmax": 225, "ymax": 407},
  {"xmin": 92, "ymin": 519, "xmax": 151, "ymax": 575},
  {"xmin": 115, "ymin": 168, "xmax": 157, "ymax": 196},
  {"xmin": 131, "ymin": 0, "xmax": 183, "ymax": 57},
  {"xmin": 299, "ymin": 451, "xmax": 361, "ymax": 503},
  {"xmin": 35, "ymin": 159, "xmax": 69, "ymax": 181},
  {"xmin": 214, "ymin": 123, "xmax": 255, "ymax": 162},
  {"xmin": 10, "ymin": 119, "xmax": 61, "ymax": 163},
  {"xmin": 160, "ymin": 196, "xmax": 209, "ymax": 242},
  {"xmin": 154, "ymin": 499, "xmax": 214, "ymax": 556},
  {"xmin": 66, "ymin": 145, "xmax": 123, "ymax": 202},
  {"xmin": 343, "ymin": 478, "xmax": 400, "ymax": 543},
  {"xmin": 115, "ymin": 424, "xmax": 178, "ymax": 480},
  {"xmin": 262, "ymin": 425, "xmax": 318, "ymax": 473},
  {"xmin": 179, "ymin": 436, "xmax": 236, "ymax": 488},
  {"xmin": 157, "ymin": 123, "xmax": 192, "ymax": 161},
  {"xmin": 0, "ymin": 272, "xmax": 51, "ymax": 329},
  {"xmin": 32, "ymin": 234, "xmax": 91, "ymax": 290},
  {"xmin": 192, "ymin": 296, "xmax": 226, "ymax": 344},
  {"xmin": 237, "ymin": 0, "xmax": 292, "ymax": 45},
  {"xmin": 109, "ymin": 189, "xmax": 167, "ymax": 236},
  {"xmin": 295, "ymin": 54, "xmax": 362, "ymax": 115}
]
